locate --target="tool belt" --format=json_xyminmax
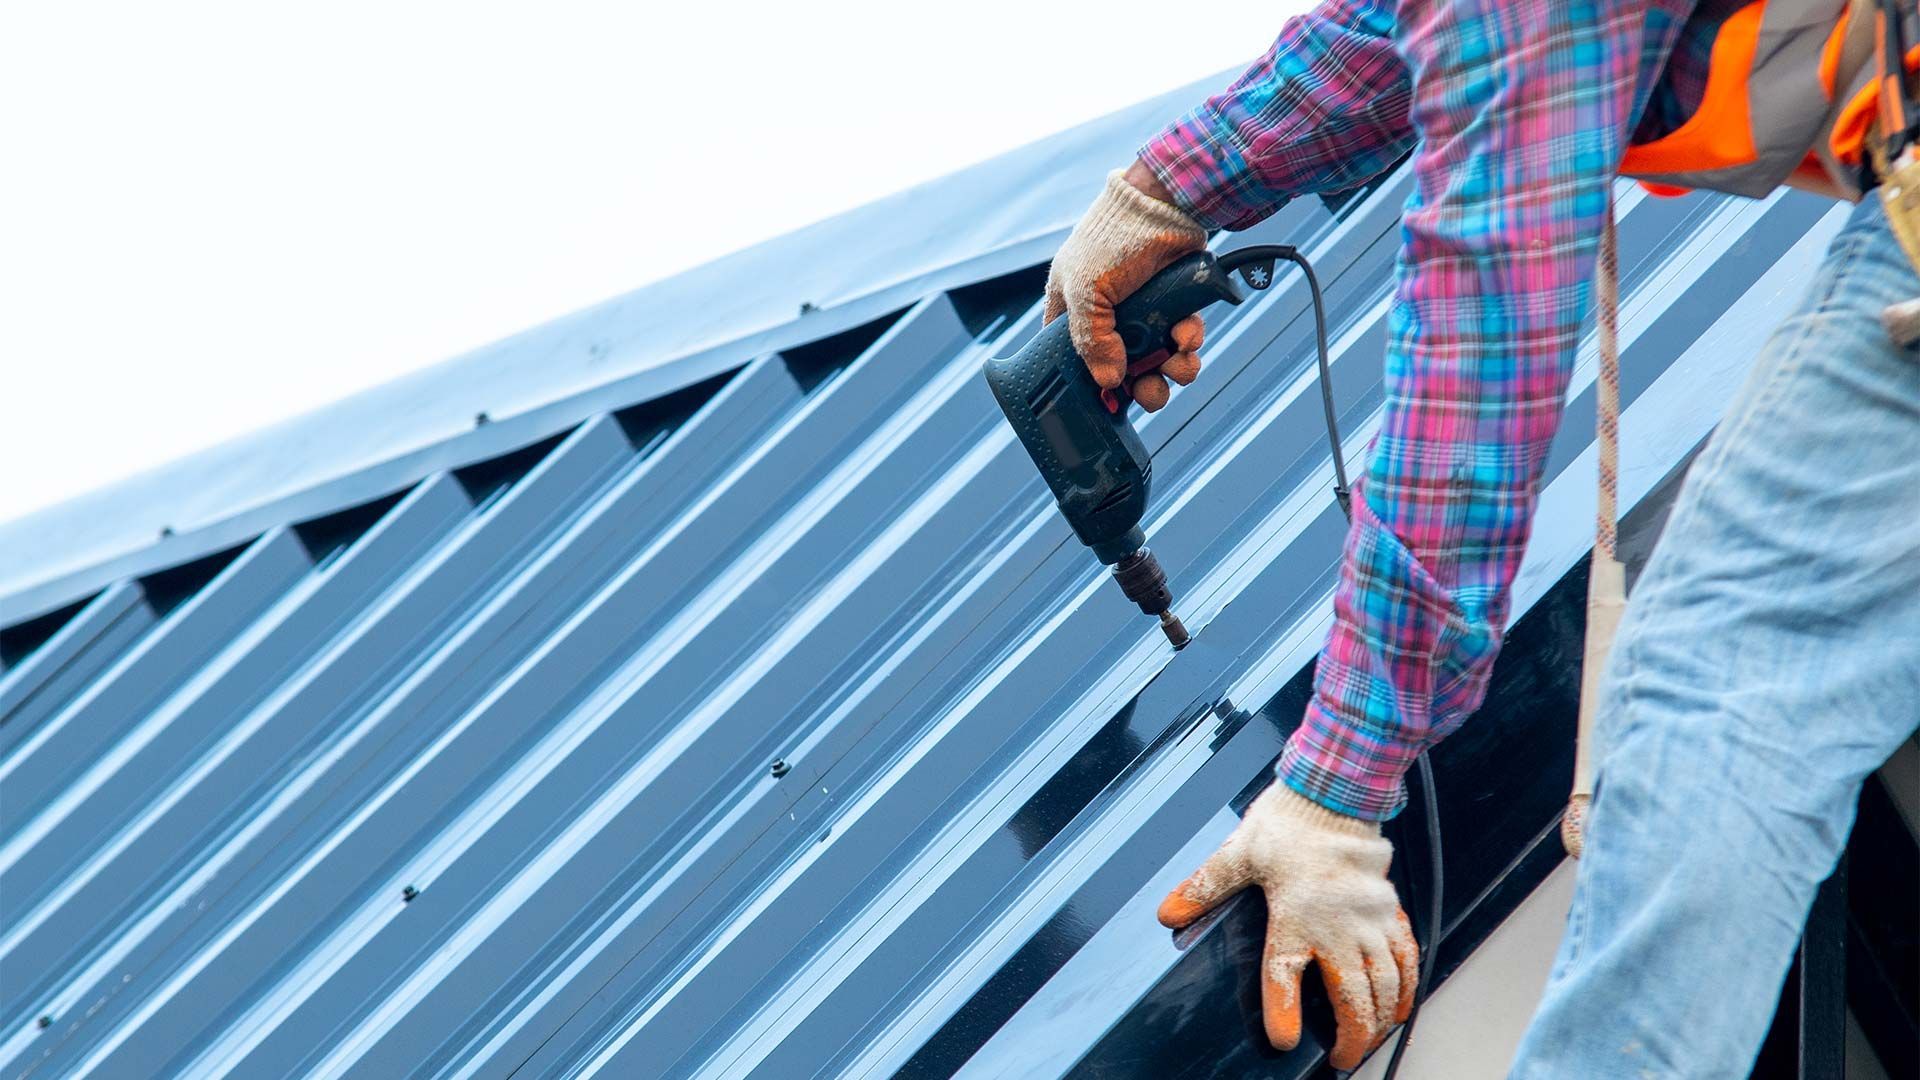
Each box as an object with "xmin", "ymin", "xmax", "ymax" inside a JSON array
[{"xmin": 1868, "ymin": 0, "xmax": 1920, "ymax": 340}]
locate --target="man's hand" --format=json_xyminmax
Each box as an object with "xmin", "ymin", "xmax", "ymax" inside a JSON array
[
  {"xmin": 1158, "ymin": 783, "xmax": 1417, "ymax": 1070},
  {"xmin": 1043, "ymin": 163, "xmax": 1208, "ymax": 411}
]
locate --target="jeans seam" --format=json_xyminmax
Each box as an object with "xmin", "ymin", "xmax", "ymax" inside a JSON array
[{"xmin": 1560, "ymin": 866, "xmax": 1592, "ymax": 969}]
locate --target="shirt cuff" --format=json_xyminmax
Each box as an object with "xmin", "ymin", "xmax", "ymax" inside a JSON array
[
  {"xmin": 1275, "ymin": 700, "xmax": 1411, "ymax": 822},
  {"xmin": 1138, "ymin": 110, "xmax": 1291, "ymax": 233}
]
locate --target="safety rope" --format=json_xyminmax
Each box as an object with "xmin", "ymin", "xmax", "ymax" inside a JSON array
[
  {"xmin": 1594, "ymin": 208, "xmax": 1621, "ymax": 562},
  {"xmin": 1564, "ymin": 195, "xmax": 1627, "ymax": 859}
]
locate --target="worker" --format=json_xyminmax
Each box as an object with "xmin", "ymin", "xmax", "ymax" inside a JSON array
[{"xmin": 1046, "ymin": 0, "xmax": 1920, "ymax": 1074}]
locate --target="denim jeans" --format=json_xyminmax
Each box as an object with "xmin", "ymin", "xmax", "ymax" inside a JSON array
[{"xmin": 1508, "ymin": 195, "xmax": 1920, "ymax": 1078}]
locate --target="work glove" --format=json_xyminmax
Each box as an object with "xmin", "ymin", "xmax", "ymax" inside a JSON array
[
  {"xmin": 1157, "ymin": 783, "xmax": 1418, "ymax": 1070},
  {"xmin": 1044, "ymin": 168, "xmax": 1209, "ymax": 412}
]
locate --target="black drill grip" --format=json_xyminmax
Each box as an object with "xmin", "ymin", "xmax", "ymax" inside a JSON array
[{"xmin": 1111, "ymin": 251, "xmax": 1244, "ymax": 362}]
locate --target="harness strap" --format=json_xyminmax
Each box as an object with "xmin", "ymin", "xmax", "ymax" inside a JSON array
[
  {"xmin": 1565, "ymin": 197, "xmax": 1629, "ymax": 860},
  {"xmin": 1594, "ymin": 210, "xmax": 1621, "ymax": 566}
]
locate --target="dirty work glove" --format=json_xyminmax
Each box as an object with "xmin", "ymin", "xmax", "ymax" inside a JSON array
[
  {"xmin": 1157, "ymin": 783, "xmax": 1417, "ymax": 1070},
  {"xmin": 1044, "ymin": 168, "xmax": 1209, "ymax": 412}
]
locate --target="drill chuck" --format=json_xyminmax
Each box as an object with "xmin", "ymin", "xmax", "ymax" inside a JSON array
[{"xmin": 1112, "ymin": 549, "xmax": 1189, "ymax": 649}]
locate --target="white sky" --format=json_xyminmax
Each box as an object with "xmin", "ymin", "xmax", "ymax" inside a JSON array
[{"xmin": 0, "ymin": 2, "xmax": 1282, "ymax": 528}]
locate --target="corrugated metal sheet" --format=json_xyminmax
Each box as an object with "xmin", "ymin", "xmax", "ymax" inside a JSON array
[{"xmin": 0, "ymin": 156, "xmax": 1845, "ymax": 1078}]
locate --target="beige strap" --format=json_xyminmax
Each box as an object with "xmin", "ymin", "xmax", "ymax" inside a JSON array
[
  {"xmin": 1565, "ymin": 197, "xmax": 1630, "ymax": 860},
  {"xmin": 1592, "ymin": 205, "xmax": 1620, "ymax": 564}
]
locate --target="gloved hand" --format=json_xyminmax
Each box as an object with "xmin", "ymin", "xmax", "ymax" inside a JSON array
[
  {"xmin": 1044, "ymin": 166, "xmax": 1209, "ymax": 412},
  {"xmin": 1157, "ymin": 783, "xmax": 1417, "ymax": 1070}
]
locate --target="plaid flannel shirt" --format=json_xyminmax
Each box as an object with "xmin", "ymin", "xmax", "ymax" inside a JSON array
[{"xmin": 1142, "ymin": 0, "xmax": 1738, "ymax": 819}]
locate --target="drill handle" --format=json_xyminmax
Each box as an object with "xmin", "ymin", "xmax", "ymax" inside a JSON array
[{"xmin": 1112, "ymin": 251, "xmax": 1245, "ymax": 362}]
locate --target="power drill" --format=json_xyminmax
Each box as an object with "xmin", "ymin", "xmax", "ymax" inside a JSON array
[{"xmin": 985, "ymin": 245, "xmax": 1336, "ymax": 649}]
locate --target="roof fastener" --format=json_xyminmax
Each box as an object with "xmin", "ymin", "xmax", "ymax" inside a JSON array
[
  {"xmin": 36, "ymin": 1016, "xmax": 52, "ymax": 1029},
  {"xmin": 769, "ymin": 759, "xmax": 791, "ymax": 778},
  {"xmin": 401, "ymin": 884, "xmax": 420, "ymax": 903}
]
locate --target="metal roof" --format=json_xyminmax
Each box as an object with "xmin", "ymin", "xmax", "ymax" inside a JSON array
[{"xmin": 0, "ymin": 115, "xmax": 1851, "ymax": 1078}]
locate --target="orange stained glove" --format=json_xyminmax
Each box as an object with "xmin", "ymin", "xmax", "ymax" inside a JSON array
[
  {"xmin": 1158, "ymin": 783, "xmax": 1418, "ymax": 1070},
  {"xmin": 1044, "ymin": 165, "xmax": 1209, "ymax": 412}
]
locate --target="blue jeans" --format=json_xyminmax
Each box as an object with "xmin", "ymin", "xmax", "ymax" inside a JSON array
[{"xmin": 1508, "ymin": 195, "xmax": 1920, "ymax": 1078}]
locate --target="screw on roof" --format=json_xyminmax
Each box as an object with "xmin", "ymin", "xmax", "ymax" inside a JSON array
[
  {"xmin": 401, "ymin": 884, "xmax": 420, "ymax": 903},
  {"xmin": 770, "ymin": 759, "xmax": 791, "ymax": 778}
]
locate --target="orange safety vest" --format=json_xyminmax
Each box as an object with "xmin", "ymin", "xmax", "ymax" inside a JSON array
[{"xmin": 1622, "ymin": 0, "xmax": 1912, "ymax": 201}]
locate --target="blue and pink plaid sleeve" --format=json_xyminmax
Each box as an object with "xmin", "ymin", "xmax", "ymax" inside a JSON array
[
  {"xmin": 1138, "ymin": 0, "xmax": 1413, "ymax": 231},
  {"xmin": 1145, "ymin": 0, "xmax": 1690, "ymax": 820}
]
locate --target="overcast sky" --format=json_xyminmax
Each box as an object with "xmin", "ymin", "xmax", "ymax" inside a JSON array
[{"xmin": 0, "ymin": 2, "xmax": 1284, "ymax": 527}]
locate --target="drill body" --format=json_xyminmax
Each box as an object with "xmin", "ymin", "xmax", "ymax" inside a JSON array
[{"xmin": 984, "ymin": 251, "xmax": 1251, "ymax": 647}]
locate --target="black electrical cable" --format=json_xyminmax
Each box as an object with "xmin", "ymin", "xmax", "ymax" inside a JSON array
[
  {"xmin": 1221, "ymin": 245, "xmax": 1441, "ymax": 1078},
  {"xmin": 1216, "ymin": 247, "xmax": 1352, "ymax": 516},
  {"xmin": 1380, "ymin": 752, "xmax": 1443, "ymax": 1080},
  {"xmin": 1279, "ymin": 249, "xmax": 1354, "ymax": 520}
]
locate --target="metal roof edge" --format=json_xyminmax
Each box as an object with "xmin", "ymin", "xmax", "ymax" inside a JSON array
[{"xmin": 0, "ymin": 75, "xmax": 1225, "ymax": 626}]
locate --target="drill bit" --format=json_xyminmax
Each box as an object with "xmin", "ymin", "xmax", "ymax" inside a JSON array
[{"xmin": 1158, "ymin": 610, "xmax": 1190, "ymax": 650}]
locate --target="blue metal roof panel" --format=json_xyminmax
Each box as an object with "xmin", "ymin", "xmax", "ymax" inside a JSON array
[
  {"xmin": 0, "ymin": 123, "xmax": 1847, "ymax": 1079},
  {"xmin": 0, "ymin": 584, "xmax": 153, "ymax": 760}
]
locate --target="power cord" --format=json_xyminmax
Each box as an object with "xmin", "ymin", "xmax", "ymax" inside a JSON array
[
  {"xmin": 1381, "ymin": 753, "xmax": 1443, "ymax": 1079},
  {"xmin": 1220, "ymin": 244, "xmax": 1441, "ymax": 1078},
  {"xmin": 1215, "ymin": 247, "xmax": 1353, "ymax": 516}
]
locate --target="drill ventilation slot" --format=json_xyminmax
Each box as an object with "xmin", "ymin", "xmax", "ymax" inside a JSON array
[{"xmin": 1025, "ymin": 370, "xmax": 1067, "ymax": 413}]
